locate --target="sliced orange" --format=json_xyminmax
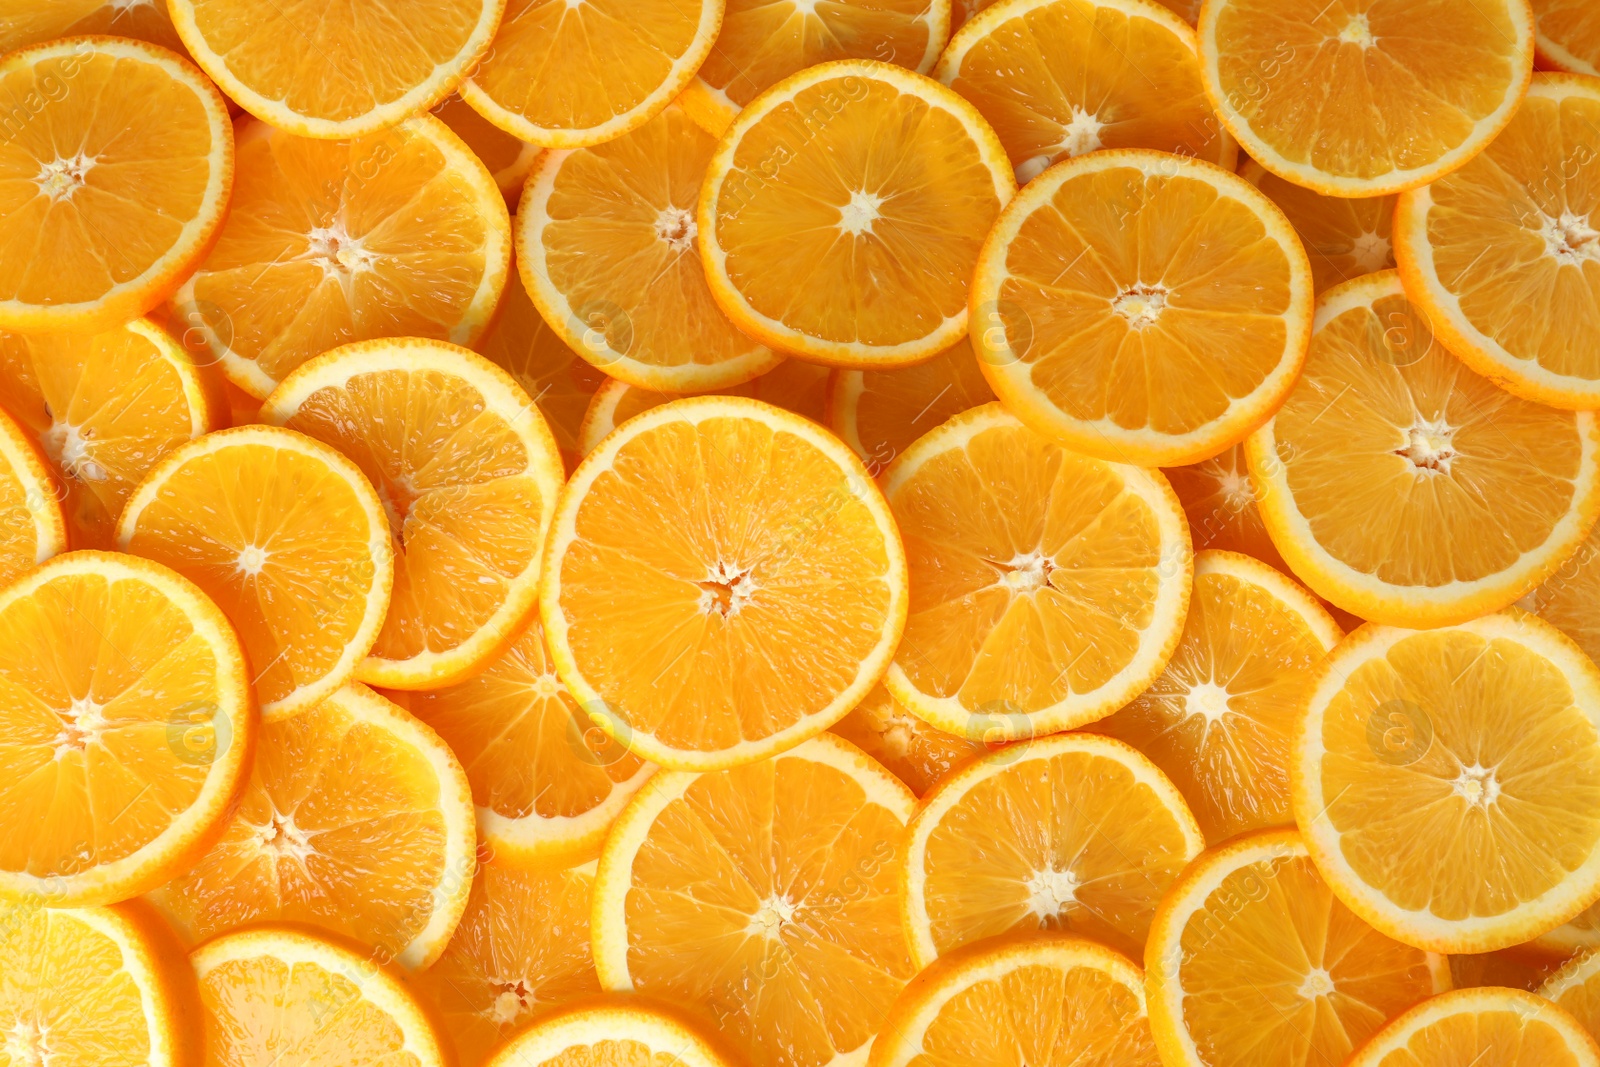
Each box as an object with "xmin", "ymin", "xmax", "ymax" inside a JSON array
[
  {"xmin": 542, "ymin": 396, "xmax": 906, "ymax": 770},
  {"xmin": 592, "ymin": 733, "xmax": 917, "ymax": 1067},
  {"xmin": 870, "ymin": 935, "xmax": 1159, "ymax": 1067},
  {"xmin": 1544, "ymin": 950, "xmax": 1600, "ymax": 1047},
  {"xmin": 483, "ymin": 1001, "xmax": 737, "ymax": 1067},
  {"xmin": 0, "ymin": 1, "xmax": 189, "ymax": 53},
  {"xmin": 937, "ymin": 0, "xmax": 1234, "ymax": 184},
  {"xmin": 681, "ymin": 0, "xmax": 951, "ymax": 136},
  {"xmin": 0, "ymin": 550, "xmax": 252, "ymax": 906},
  {"xmin": 1536, "ymin": 0, "xmax": 1600, "ymax": 74},
  {"xmin": 830, "ymin": 684, "xmax": 986, "ymax": 796},
  {"xmin": 1537, "ymin": 904, "xmax": 1600, "ymax": 962},
  {"xmin": 1164, "ymin": 441, "xmax": 1289, "ymax": 573},
  {"xmin": 1240, "ymin": 159, "xmax": 1397, "ymax": 293},
  {"xmin": 699, "ymin": 60, "xmax": 1015, "ymax": 367},
  {"xmin": 1346, "ymin": 987, "xmax": 1600, "ymax": 1067},
  {"xmin": 434, "ymin": 94, "xmax": 541, "ymax": 209},
  {"xmin": 1146, "ymin": 829, "xmax": 1450, "ymax": 1067},
  {"xmin": 170, "ymin": 114, "xmax": 511, "ymax": 401},
  {"xmin": 116, "ymin": 425, "xmax": 394, "ymax": 720},
  {"xmin": 0, "ymin": 407, "xmax": 65, "ymax": 589},
  {"xmin": 168, "ymin": 0, "xmax": 504, "ymax": 139},
  {"xmin": 881, "ymin": 404, "xmax": 1192, "ymax": 742},
  {"xmin": 0, "ymin": 37, "xmax": 233, "ymax": 334},
  {"xmin": 394, "ymin": 616, "xmax": 654, "ymax": 870},
  {"xmin": 192, "ymin": 925, "xmax": 448, "ymax": 1067},
  {"xmin": 1526, "ymin": 521, "xmax": 1600, "ymax": 694},
  {"xmin": 461, "ymin": 0, "xmax": 723, "ymax": 147},
  {"xmin": 971, "ymin": 148, "xmax": 1312, "ymax": 466},
  {"xmin": 1294, "ymin": 610, "xmax": 1600, "ymax": 954},
  {"xmin": 1395, "ymin": 75, "xmax": 1600, "ymax": 410},
  {"xmin": 902, "ymin": 733, "xmax": 1204, "ymax": 966},
  {"xmin": 0, "ymin": 319, "xmax": 222, "ymax": 549},
  {"xmin": 1199, "ymin": 0, "xmax": 1534, "ymax": 197},
  {"xmin": 516, "ymin": 103, "xmax": 778, "ymax": 392},
  {"xmin": 825, "ymin": 339, "xmax": 995, "ymax": 475},
  {"xmin": 1247, "ymin": 271, "xmax": 1600, "ymax": 628}
]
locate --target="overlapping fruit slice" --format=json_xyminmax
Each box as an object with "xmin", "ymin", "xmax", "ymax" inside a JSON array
[
  {"xmin": 483, "ymin": 1002, "xmax": 737, "ymax": 1067},
  {"xmin": 825, "ymin": 339, "xmax": 995, "ymax": 474},
  {"xmin": 1164, "ymin": 442, "xmax": 1288, "ymax": 572},
  {"xmin": 0, "ymin": 407, "xmax": 64, "ymax": 588},
  {"xmin": 434, "ymin": 95, "xmax": 541, "ymax": 209},
  {"xmin": 829, "ymin": 684, "xmax": 986, "ymax": 796},
  {"xmin": 1542, "ymin": 950, "xmax": 1600, "ymax": 1047},
  {"xmin": 1345, "ymin": 988, "xmax": 1599, "ymax": 1067},
  {"xmin": 0, "ymin": 0, "xmax": 188, "ymax": 52},
  {"xmin": 1240, "ymin": 160, "xmax": 1396, "ymax": 293},
  {"xmin": 1535, "ymin": 0, "xmax": 1600, "ymax": 74}
]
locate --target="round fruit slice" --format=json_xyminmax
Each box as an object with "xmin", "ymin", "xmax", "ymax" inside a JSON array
[
  {"xmin": 971, "ymin": 148, "xmax": 1313, "ymax": 466},
  {"xmin": 870, "ymin": 935, "xmax": 1159, "ymax": 1067},
  {"xmin": 193, "ymin": 925, "xmax": 448, "ymax": 1067},
  {"xmin": 170, "ymin": 114, "xmax": 510, "ymax": 400},
  {"xmin": 434, "ymin": 94, "xmax": 540, "ymax": 209},
  {"xmin": 461, "ymin": 0, "xmax": 723, "ymax": 148},
  {"xmin": 903, "ymin": 733, "xmax": 1204, "ymax": 966},
  {"xmin": 1294, "ymin": 610, "xmax": 1600, "ymax": 954},
  {"xmin": 937, "ymin": 0, "xmax": 1234, "ymax": 184},
  {"xmin": 1536, "ymin": 904, "xmax": 1600, "ymax": 962},
  {"xmin": 0, "ymin": 0, "xmax": 189, "ymax": 53},
  {"xmin": 1536, "ymin": 0, "xmax": 1600, "ymax": 74},
  {"xmin": 0, "ymin": 551, "xmax": 252, "ymax": 906},
  {"xmin": 395, "ymin": 617, "xmax": 654, "ymax": 870},
  {"xmin": 145, "ymin": 683, "xmax": 474, "ymax": 971},
  {"xmin": 1247, "ymin": 271, "xmax": 1600, "ymax": 628},
  {"xmin": 1543, "ymin": 949, "xmax": 1600, "ymax": 1046},
  {"xmin": 1395, "ymin": 75, "xmax": 1600, "ymax": 410},
  {"xmin": 1145, "ymin": 829, "xmax": 1450, "ymax": 1067},
  {"xmin": 116, "ymin": 425, "xmax": 394, "ymax": 720},
  {"xmin": 1525, "ymin": 521, "xmax": 1600, "ymax": 688},
  {"xmin": 0, "ymin": 318, "xmax": 222, "ymax": 549},
  {"xmin": 168, "ymin": 0, "xmax": 502, "ymax": 139},
  {"xmin": 593, "ymin": 733, "xmax": 917, "ymax": 1067},
  {"xmin": 1347, "ymin": 987, "xmax": 1600, "ymax": 1067},
  {"xmin": 1164, "ymin": 442, "xmax": 1288, "ymax": 572},
  {"xmin": 830, "ymin": 684, "xmax": 986, "ymax": 797},
  {"xmin": 699, "ymin": 60, "xmax": 1015, "ymax": 367},
  {"xmin": 484, "ymin": 1001, "xmax": 736, "ymax": 1067},
  {"xmin": 543, "ymin": 396, "xmax": 906, "ymax": 770},
  {"xmin": 0, "ymin": 901, "xmax": 189, "ymax": 1066},
  {"xmin": 1240, "ymin": 159, "xmax": 1396, "ymax": 293},
  {"xmin": 1197, "ymin": 0, "xmax": 1534, "ymax": 197},
  {"xmin": 517, "ymin": 103, "xmax": 778, "ymax": 392},
  {"xmin": 881, "ymin": 404, "xmax": 1192, "ymax": 741},
  {"xmin": 0, "ymin": 407, "xmax": 65, "ymax": 589},
  {"xmin": 0, "ymin": 37, "xmax": 233, "ymax": 333},
  {"xmin": 1097, "ymin": 551, "xmax": 1340, "ymax": 844},
  {"xmin": 826, "ymin": 339, "xmax": 995, "ymax": 475}
]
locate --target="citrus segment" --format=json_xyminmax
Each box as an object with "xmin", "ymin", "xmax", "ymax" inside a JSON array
[
  {"xmin": 1165, "ymin": 442, "xmax": 1288, "ymax": 573},
  {"xmin": 0, "ymin": 407, "xmax": 65, "ymax": 589},
  {"xmin": 1525, "ymin": 521, "xmax": 1600, "ymax": 692},
  {"xmin": 482, "ymin": 1001, "xmax": 737, "ymax": 1067},
  {"xmin": 830, "ymin": 684, "xmax": 986, "ymax": 796},
  {"xmin": 1346, "ymin": 987, "xmax": 1600, "ymax": 1067},
  {"xmin": 0, "ymin": 1, "xmax": 188, "ymax": 53},
  {"xmin": 1240, "ymin": 159, "xmax": 1397, "ymax": 293},
  {"xmin": 1544, "ymin": 950, "xmax": 1600, "ymax": 1047},
  {"xmin": 825, "ymin": 339, "xmax": 995, "ymax": 474},
  {"xmin": 434, "ymin": 94, "xmax": 540, "ymax": 208},
  {"xmin": 1535, "ymin": 0, "xmax": 1600, "ymax": 74}
]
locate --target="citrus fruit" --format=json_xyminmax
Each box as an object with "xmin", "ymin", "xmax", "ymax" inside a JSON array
[
  {"xmin": 1346, "ymin": 987, "xmax": 1600, "ymax": 1067},
  {"xmin": 192, "ymin": 924, "xmax": 448, "ymax": 1067},
  {"xmin": 460, "ymin": 0, "xmax": 723, "ymax": 148},
  {"xmin": 1145, "ymin": 828, "xmax": 1451, "ymax": 1067},
  {"xmin": 116, "ymin": 424, "xmax": 394, "ymax": 720},
  {"xmin": 1535, "ymin": 0, "xmax": 1600, "ymax": 74},
  {"xmin": 1294, "ymin": 609, "xmax": 1600, "ymax": 954},
  {"xmin": 825, "ymin": 339, "xmax": 995, "ymax": 475},
  {"xmin": 542, "ymin": 395, "xmax": 906, "ymax": 770},
  {"xmin": 0, "ymin": 407, "xmax": 65, "ymax": 588},
  {"xmin": 830, "ymin": 684, "xmax": 986, "ymax": 796},
  {"xmin": 1096, "ymin": 550, "xmax": 1340, "ymax": 844},
  {"xmin": 482, "ymin": 1000, "xmax": 737, "ymax": 1067},
  {"xmin": 902, "ymin": 732, "xmax": 1204, "ymax": 965},
  {"xmin": 971, "ymin": 148, "xmax": 1313, "ymax": 466},
  {"xmin": 0, "ymin": 550, "xmax": 252, "ymax": 906},
  {"xmin": 937, "ymin": 0, "xmax": 1234, "ymax": 184},
  {"xmin": 145, "ymin": 683, "xmax": 475, "ymax": 971},
  {"xmin": 1197, "ymin": 0, "xmax": 1535, "ymax": 196},
  {"xmin": 1164, "ymin": 441, "xmax": 1288, "ymax": 572},
  {"xmin": 434, "ymin": 94, "xmax": 540, "ymax": 208},
  {"xmin": 699, "ymin": 60, "xmax": 1015, "ymax": 367},
  {"xmin": 169, "ymin": 114, "xmax": 510, "ymax": 401},
  {"xmin": 1537, "ymin": 904, "xmax": 1600, "ymax": 961},
  {"xmin": 1525, "ymin": 521, "xmax": 1600, "ymax": 679},
  {"xmin": 592, "ymin": 732, "xmax": 916, "ymax": 1067},
  {"xmin": 516, "ymin": 103, "xmax": 779, "ymax": 393},
  {"xmin": 1395, "ymin": 74, "xmax": 1600, "ymax": 410},
  {"xmin": 168, "ymin": 0, "xmax": 504, "ymax": 139},
  {"xmin": 880, "ymin": 403, "xmax": 1192, "ymax": 742},
  {"xmin": 869, "ymin": 934, "xmax": 1159, "ymax": 1067},
  {"xmin": 1248, "ymin": 271, "xmax": 1600, "ymax": 628},
  {"xmin": 0, "ymin": 0, "xmax": 188, "ymax": 53},
  {"xmin": 1240, "ymin": 158, "xmax": 1397, "ymax": 292},
  {"xmin": 0, "ymin": 36, "xmax": 233, "ymax": 334},
  {"xmin": 0, "ymin": 318, "xmax": 222, "ymax": 549},
  {"xmin": 1544, "ymin": 949, "xmax": 1600, "ymax": 1045}
]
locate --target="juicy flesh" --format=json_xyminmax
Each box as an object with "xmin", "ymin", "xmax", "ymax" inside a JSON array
[
  {"xmin": 0, "ymin": 434, "xmax": 44, "ymax": 588},
  {"xmin": 844, "ymin": 338, "xmax": 996, "ymax": 469},
  {"xmin": 829, "ymin": 684, "xmax": 985, "ymax": 796},
  {"xmin": 1165, "ymin": 443, "xmax": 1288, "ymax": 571},
  {"xmin": 1246, "ymin": 168, "xmax": 1396, "ymax": 292}
]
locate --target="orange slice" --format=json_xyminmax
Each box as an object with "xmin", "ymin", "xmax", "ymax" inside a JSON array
[
  {"xmin": 1294, "ymin": 610, "xmax": 1600, "ymax": 954},
  {"xmin": 169, "ymin": 114, "xmax": 510, "ymax": 400},
  {"xmin": 0, "ymin": 318, "xmax": 221, "ymax": 549},
  {"xmin": 0, "ymin": 1, "xmax": 189, "ymax": 53},
  {"xmin": 168, "ymin": 0, "xmax": 503, "ymax": 139},
  {"xmin": 593, "ymin": 733, "xmax": 917, "ymax": 1067},
  {"xmin": 825, "ymin": 339, "xmax": 995, "ymax": 475},
  {"xmin": 1544, "ymin": 950, "xmax": 1600, "ymax": 1047},
  {"xmin": 1198, "ymin": 0, "xmax": 1534, "ymax": 197},
  {"xmin": 937, "ymin": 0, "xmax": 1234, "ymax": 184},
  {"xmin": 1536, "ymin": 0, "xmax": 1600, "ymax": 74},
  {"xmin": 881, "ymin": 404, "xmax": 1192, "ymax": 742},
  {"xmin": 1240, "ymin": 159, "xmax": 1397, "ymax": 293},
  {"xmin": 0, "ymin": 37, "xmax": 233, "ymax": 334},
  {"xmin": 542, "ymin": 396, "xmax": 906, "ymax": 770},
  {"xmin": 145, "ymin": 683, "xmax": 475, "ymax": 971},
  {"xmin": 1097, "ymin": 550, "xmax": 1340, "ymax": 844},
  {"xmin": 699, "ymin": 60, "xmax": 1015, "ymax": 367},
  {"xmin": 395, "ymin": 616, "xmax": 654, "ymax": 870},
  {"xmin": 830, "ymin": 684, "xmax": 986, "ymax": 796},
  {"xmin": 902, "ymin": 733, "xmax": 1204, "ymax": 966},
  {"xmin": 971, "ymin": 148, "xmax": 1313, "ymax": 466},
  {"xmin": 870, "ymin": 935, "xmax": 1160, "ymax": 1067},
  {"xmin": 516, "ymin": 103, "xmax": 779, "ymax": 392},
  {"xmin": 1164, "ymin": 441, "xmax": 1289, "ymax": 573},
  {"xmin": 0, "ymin": 407, "xmax": 65, "ymax": 589},
  {"xmin": 1146, "ymin": 829, "xmax": 1450, "ymax": 1067},
  {"xmin": 1526, "ymin": 520, "xmax": 1600, "ymax": 697},
  {"xmin": 1536, "ymin": 904, "xmax": 1600, "ymax": 962},
  {"xmin": 460, "ymin": 0, "xmax": 723, "ymax": 148},
  {"xmin": 434, "ymin": 94, "xmax": 540, "ymax": 209},
  {"xmin": 1247, "ymin": 271, "xmax": 1600, "ymax": 628},
  {"xmin": 116, "ymin": 425, "xmax": 394, "ymax": 720},
  {"xmin": 1395, "ymin": 74, "xmax": 1600, "ymax": 410},
  {"xmin": 1346, "ymin": 987, "xmax": 1600, "ymax": 1067},
  {"xmin": 681, "ymin": 0, "xmax": 951, "ymax": 136},
  {"xmin": 0, "ymin": 550, "xmax": 252, "ymax": 906},
  {"xmin": 193, "ymin": 925, "xmax": 448, "ymax": 1067},
  {"xmin": 483, "ymin": 1001, "xmax": 737, "ymax": 1067}
]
